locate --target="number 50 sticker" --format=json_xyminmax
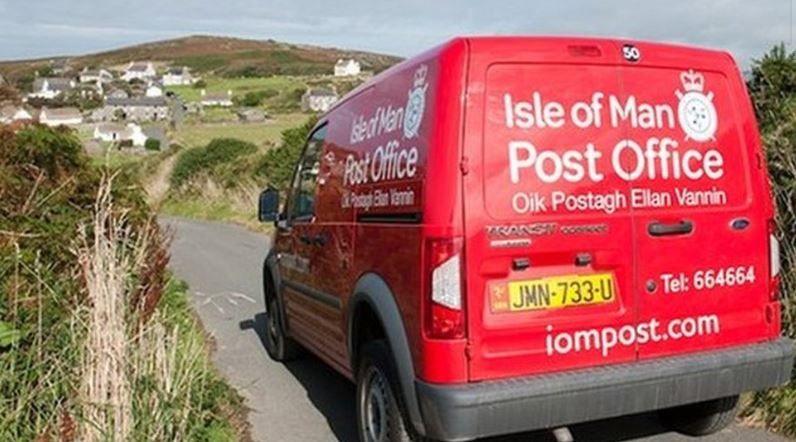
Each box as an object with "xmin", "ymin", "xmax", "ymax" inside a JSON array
[{"xmin": 623, "ymin": 44, "xmax": 641, "ymax": 62}]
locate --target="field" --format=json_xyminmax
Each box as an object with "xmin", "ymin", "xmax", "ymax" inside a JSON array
[
  {"xmin": 166, "ymin": 75, "xmax": 307, "ymax": 103},
  {"xmin": 173, "ymin": 112, "xmax": 307, "ymax": 148}
]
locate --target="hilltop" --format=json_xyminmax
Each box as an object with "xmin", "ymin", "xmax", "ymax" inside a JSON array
[{"xmin": 0, "ymin": 35, "xmax": 402, "ymax": 81}]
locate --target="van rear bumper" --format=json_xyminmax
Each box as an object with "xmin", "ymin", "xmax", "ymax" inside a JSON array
[{"xmin": 415, "ymin": 338, "xmax": 794, "ymax": 441}]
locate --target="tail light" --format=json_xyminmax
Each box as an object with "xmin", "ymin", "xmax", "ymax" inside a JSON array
[
  {"xmin": 769, "ymin": 219, "xmax": 781, "ymax": 301},
  {"xmin": 424, "ymin": 237, "xmax": 465, "ymax": 339}
]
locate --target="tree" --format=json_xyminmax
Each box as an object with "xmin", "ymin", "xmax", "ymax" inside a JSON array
[
  {"xmin": 144, "ymin": 138, "xmax": 161, "ymax": 151},
  {"xmin": 255, "ymin": 116, "xmax": 318, "ymax": 191}
]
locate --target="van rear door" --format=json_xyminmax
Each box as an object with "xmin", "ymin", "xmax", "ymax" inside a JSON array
[
  {"xmin": 615, "ymin": 50, "xmax": 773, "ymax": 360},
  {"xmin": 463, "ymin": 39, "xmax": 640, "ymax": 380}
]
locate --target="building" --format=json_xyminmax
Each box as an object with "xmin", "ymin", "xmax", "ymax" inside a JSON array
[
  {"xmin": 121, "ymin": 61, "xmax": 157, "ymax": 82},
  {"xmin": 40, "ymin": 107, "xmax": 83, "ymax": 126},
  {"xmin": 93, "ymin": 122, "xmax": 148, "ymax": 146},
  {"xmin": 107, "ymin": 89, "xmax": 129, "ymax": 100},
  {"xmin": 200, "ymin": 89, "xmax": 233, "ymax": 107},
  {"xmin": 29, "ymin": 78, "xmax": 76, "ymax": 99},
  {"xmin": 237, "ymin": 108, "xmax": 267, "ymax": 123},
  {"xmin": 145, "ymin": 82, "xmax": 164, "ymax": 97},
  {"xmin": 92, "ymin": 96, "xmax": 169, "ymax": 122},
  {"xmin": 334, "ymin": 59, "xmax": 361, "ymax": 77},
  {"xmin": 79, "ymin": 68, "xmax": 113, "ymax": 84},
  {"xmin": 0, "ymin": 105, "xmax": 33, "ymax": 124},
  {"xmin": 50, "ymin": 59, "xmax": 71, "ymax": 75},
  {"xmin": 162, "ymin": 67, "xmax": 195, "ymax": 86},
  {"xmin": 301, "ymin": 88, "xmax": 339, "ymax": 112}
]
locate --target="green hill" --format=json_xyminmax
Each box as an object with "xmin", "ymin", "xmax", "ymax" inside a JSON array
[{"xmin": 0, "ymin": 35, "xmax": 401, "ymax": 81}]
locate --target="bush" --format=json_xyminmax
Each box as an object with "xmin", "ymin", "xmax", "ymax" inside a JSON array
[
  {"xmin": 255, "ymin": 116, "xmax": 318, "ymax": 191},
  {"xmin": 234, "ymin": 89, "xmax": 279, "ymax": 107},
  {"xmin": 192, "ymin": 79, "xmax": 207, "ymax": 89},
  {"xmin": 170, "ymin": 138, "xmax": 257, "ymax": 188},
  {"xmin": 741, "ymin": 44, "xmax": 796, "ymax": 437},
  {"xmin": 144, "ymin": 138, "xmax": 161, "ymax": 151},
  {"xmin": 0, "ymin": 125, "xmax": 244, "ymax": 440}
]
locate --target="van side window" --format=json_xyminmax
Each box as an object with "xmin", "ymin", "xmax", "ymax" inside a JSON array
[{"xmin": 289, "ymin": 125, "xmax": 327, "ymax": 221}]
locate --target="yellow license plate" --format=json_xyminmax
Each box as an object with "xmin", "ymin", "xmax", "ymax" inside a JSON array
[{"xmin": 489, "ymin": 273, "xmax": 615, "ymax": 313}]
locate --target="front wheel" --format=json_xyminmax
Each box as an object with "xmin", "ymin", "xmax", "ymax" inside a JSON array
[
  {"xmin": 659, "ymin": 395, "xmax": 739, "ymax": 436},
  {"xmin": 263, "ymin": 295, "xmax": 300, "ymax": 361},
  {"xmin": 356, "ymin": 340, "xmax": 416, "ymax": 442}
]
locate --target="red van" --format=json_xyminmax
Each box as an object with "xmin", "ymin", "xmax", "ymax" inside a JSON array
[{"xmin": 258, "ymin": 37, "xmax": 793, "ymax": 441}]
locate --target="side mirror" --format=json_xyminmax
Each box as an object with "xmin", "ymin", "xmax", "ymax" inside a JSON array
[{"xmin": 258, "ymin": 188, "xmax": 280, "ymax": 222}]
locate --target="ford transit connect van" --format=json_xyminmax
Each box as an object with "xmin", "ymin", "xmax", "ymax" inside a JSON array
[{"xmin": 258, "ymin": 37, "xmax": 794, "ymax": 442}]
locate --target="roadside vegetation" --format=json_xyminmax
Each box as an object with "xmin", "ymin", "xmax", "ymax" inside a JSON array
[
  {"xmin": 741, "ymin": 44, "xmax": 796, "ymax": 436},
  {"xmin": 158, "ymin": 116, "xmax": 317, "ymax": 229},
  {"xmin": 0, "ymin": 125, "xmax": 244, "ymax": 440}
]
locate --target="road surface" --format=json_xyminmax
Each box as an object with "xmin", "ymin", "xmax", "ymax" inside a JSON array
[{"xmin": 164, "ymin": 216, "xmax": 787, "ymax": 442}]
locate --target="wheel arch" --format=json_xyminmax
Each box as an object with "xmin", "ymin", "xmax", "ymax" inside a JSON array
[
  {"xmin": 263, "ymin": 250, "xmax": 288, "ymax": 333},
  {"xmin": 347, "ymin": 272, "xmax": 426, "ymax": 436}
]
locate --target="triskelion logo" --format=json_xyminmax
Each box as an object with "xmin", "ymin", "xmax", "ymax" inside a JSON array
[
  {"xmin": 675, "ymin": 69, "xmax": 717, "ymax": 142},
  {"xmin": 403, "ymin": 64, "xmax": 428, "ymax": 139}
]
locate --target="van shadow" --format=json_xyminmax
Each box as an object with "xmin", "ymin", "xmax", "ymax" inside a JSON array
[{"xmin": 241, "ymin": 313, "xmax": 673, "ymax": 442}]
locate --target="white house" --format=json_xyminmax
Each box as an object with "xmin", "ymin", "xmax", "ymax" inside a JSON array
[
  {"xmin": 93, "ymin": 122, "xmax": 148, "ymax": 146},
  {"xmin": 40, "ymin": 107, "xmax": 83, "ymax": 126},
  {"xmin": 122, "ymin": 61, "xmax": 157, "ymax": 82},
  {"xmin": 334, "ymin": 59, "xmax": 361, "ymax": 77},
  {"xmin": 0, "ymin": 105, "xmax": 33, "ymax": 124},
  {"xmin": 200, "ymin": 90, "xmax": 233, "ymax": 107},
  {"xmin": 162, "ymin": 67, "xmax": 195, "ymax": 86},
  {"xmin": 29, "ymin": 78, "xmax": 76, "ymax": 99},
  {"xmin": 145, "ymin": 82, "xmax": 164, "ymax": 97},
  {"xmin": 79, "ymin": 68, "xmax": 113, "ymax": 84},
  {"xmin": 301, "ymin": 88, "xmax": 339, "ymax": 112}
]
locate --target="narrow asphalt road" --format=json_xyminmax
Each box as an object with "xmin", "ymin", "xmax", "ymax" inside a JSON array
[{"xmin": 163, "ymin": 216, "xmax": 788, "ymax": 442}]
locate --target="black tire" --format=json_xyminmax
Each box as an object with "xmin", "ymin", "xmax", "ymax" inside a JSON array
[
  {"xmin": 263, "ymin": 293, "xmax": 300, "ymax": 361},
  {"xmin": 659, "ymin": 395, "xmax": 739, "ymax": 436},
  {"xmin": 356, "ymin": 340, "xmax": 419, "ymax": 442}
]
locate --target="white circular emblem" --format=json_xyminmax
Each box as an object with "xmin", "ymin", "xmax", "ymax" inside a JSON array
[
  {"xmin": 675, "ymin": 70, "xmax": 717, "ymax": 142},
  {"xmin": 404, "ymin": 65, "xmax": 428, "ymax": 139}
]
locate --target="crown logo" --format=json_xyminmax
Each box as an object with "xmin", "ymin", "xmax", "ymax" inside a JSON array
[
  {"xmin": 680, "ymin": 69, "xmax": 705, "ymax": 92},
  {"xmin": 413, "ymin": 64, "xmax": 428, "ymax": 87}
]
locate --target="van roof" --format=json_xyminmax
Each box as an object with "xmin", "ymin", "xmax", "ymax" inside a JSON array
[{"xmin": 322, "ymin": 36, "xmax": 737, "ymax": 119}]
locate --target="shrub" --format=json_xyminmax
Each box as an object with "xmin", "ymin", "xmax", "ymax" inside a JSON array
[
  {"xmin": 741, "ymin": 44, "xmax": 796, "ymax": 437},
  {"xmin": 170, "ymin": 138, "xmax": 257, "ymax": 188},
  {"xmin": 144, "ymin": 138, "xmax": 161, "ymax": 151},
  {"xmin": 255, "ymin": 116, "xmax": 318, "ymax": 191},
  {"xmin": 192, "ymin": 79, "xmax": 207, "ymax": 89}
]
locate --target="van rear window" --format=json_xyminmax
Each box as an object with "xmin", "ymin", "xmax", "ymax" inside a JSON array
[{"xmin": 482, "ymin": 63, "xmax": 751, "ymax": 220}]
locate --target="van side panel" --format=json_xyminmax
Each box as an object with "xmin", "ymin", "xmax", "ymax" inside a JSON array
[{"xmin": 331, "ymin": 41, "xmax": 469, "ymax": 382}]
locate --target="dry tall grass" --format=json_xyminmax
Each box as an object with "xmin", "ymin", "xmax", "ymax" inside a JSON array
[{"xmin": 73, "ymin": 175, "xmax": 240, "ymax": 441}]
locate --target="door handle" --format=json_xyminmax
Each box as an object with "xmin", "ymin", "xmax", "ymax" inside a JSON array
[
  {"xmin": 299, "ymin": 233, "xmax": 327, "ymax": 246},
  {"xmin": 313, "ymin": 233, "xmax": 328, "ymax": 246},
  {"xmin": 648, "ymin": 220, "xmax": 693, "ymax": 237}
]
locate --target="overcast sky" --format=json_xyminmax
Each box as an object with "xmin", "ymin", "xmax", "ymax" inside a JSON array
[{"xmin": 0, "ymin": 0, "xmax": 793, "ymax": 67}]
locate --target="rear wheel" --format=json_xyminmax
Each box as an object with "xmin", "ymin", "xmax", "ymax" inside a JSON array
[
  {"xmin": 659, "ymin": 395, "xmax": 739, "ymax": 436},
  {"xmin": 264, "ymin": 294, "xmax": 300, "ymax": 361},
  {"xmin": 356, "ymin": 340, "xmax": 416, "ymax": 442}
]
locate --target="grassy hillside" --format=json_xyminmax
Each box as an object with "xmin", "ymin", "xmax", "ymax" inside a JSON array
[{"xmin": 0, "ymin": 35, "xmax": 401, "ymax": 82}]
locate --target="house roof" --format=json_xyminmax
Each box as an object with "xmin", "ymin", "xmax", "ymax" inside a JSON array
[
  {"xmin": 127, "ymin": 61, "xmax": 153, "ymax": 72},
  {"xmin": 95, "ymin": 123, "xmax": 126, "ymax": 134},
  {"xmin": 33, "ymin": 78, "xmax": 74, "ymax": 92},
  {"xmin": 106, "ymin": 96, "xmax": 168, "ymax": 107},
  {"xmin": 41, "ymin": 107, "xmax": 82, "ymax": 120},
  {"xmin": 166, "ymin": 67, "xmax": 188, "ymax": 75},
  {"xmin": 306, "ymin": 88, "xmax": 337, "ymax": 97},
  {"xmin": 335, "ymin": 59, "xmax": 359, "ymax": 67}
]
